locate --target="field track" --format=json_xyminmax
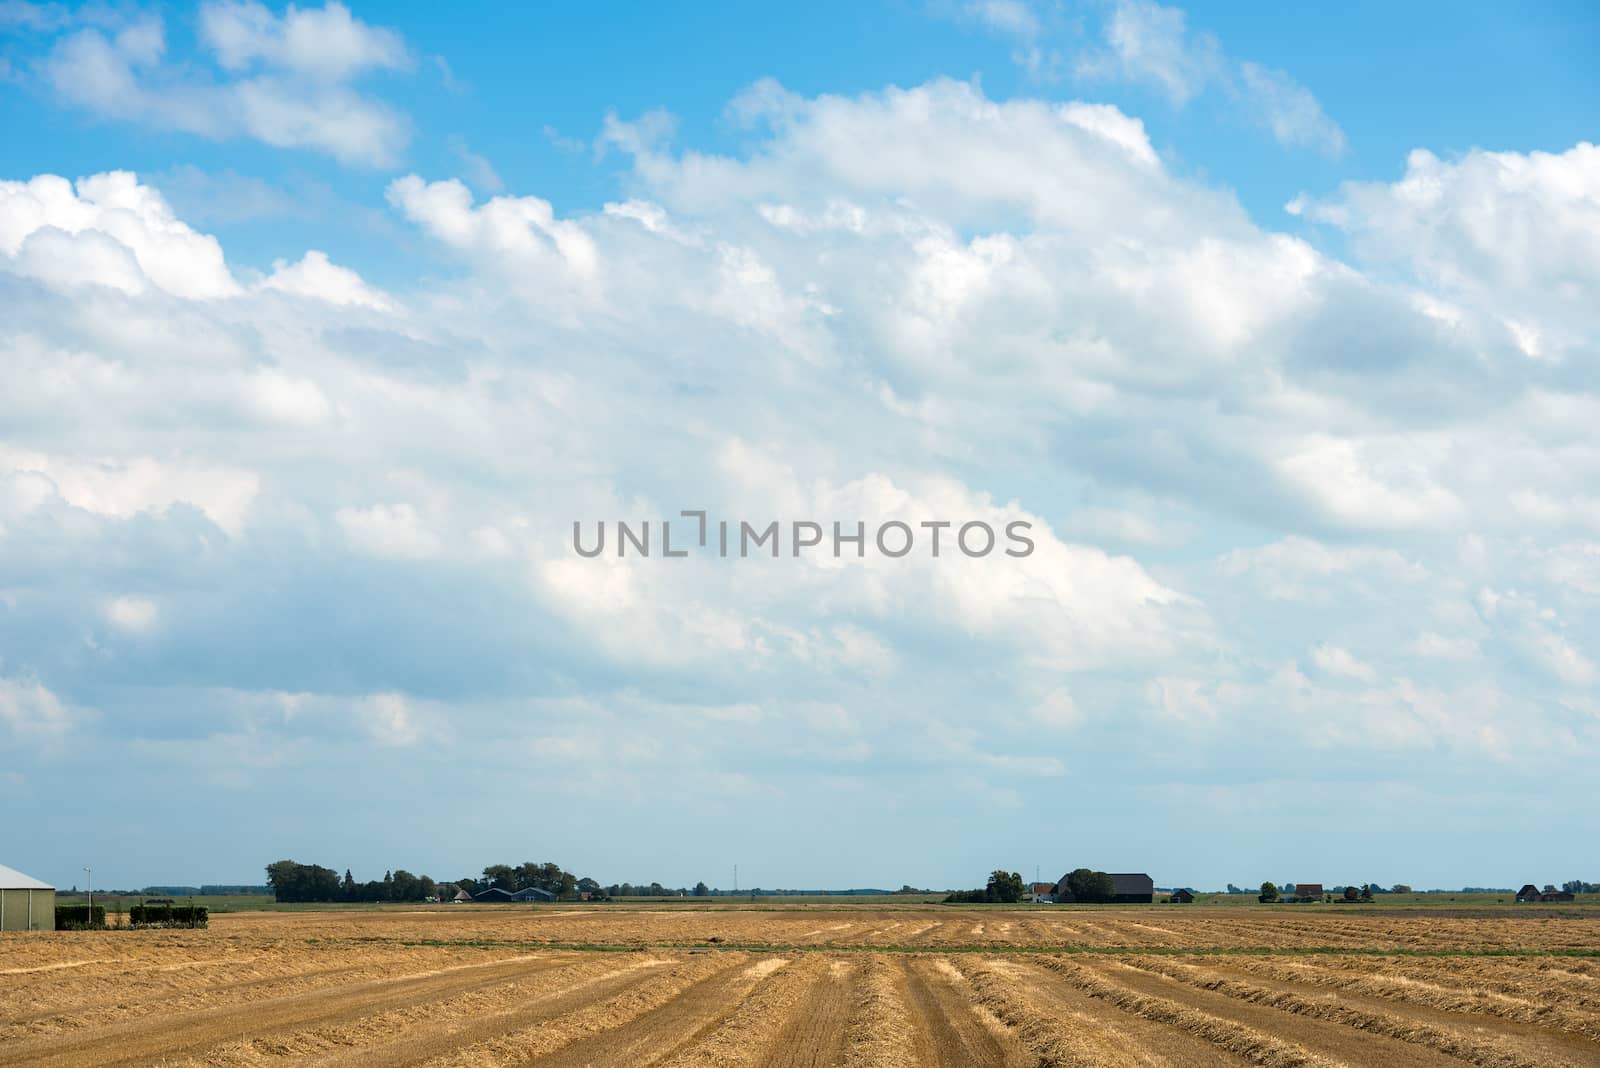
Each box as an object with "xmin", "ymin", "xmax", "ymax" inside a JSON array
[{"xmin": 2, "ymin": 905, "xmax": 1597, "ymax": 1066}]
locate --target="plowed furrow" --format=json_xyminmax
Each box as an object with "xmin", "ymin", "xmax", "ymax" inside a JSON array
[
  {"xmin": 764, "ymin": 958, "xmax": 856, "ymax": 1067},
  {"xmin": 661, "ymin": 957, "xmax": 832, "ymax": 1067},
  {"xmin": 1123, "ymin": 957, "xmax": 1600, "ymax": 1068},
  {"xmin": 1213, "ymin": 955, "xmax": 1600, "ymax": 1039},
  {"xmin": 951, "ymin": 956, "xmax": 1193, "ymax": 1066},
  {"xmin": 235, "ymin": 955, "xmax": 671, "ymax": 1067},
  {"xmin": 1049, "ymin": 957, "xmax": 1478, "ymax": 1067},
  {"xmin": 0, "ymin": 952, "xmax": 583, "ymax": 1068},
  {"xmin": 521, "ymin": 953, "xmax": 773, "ymax": 1067},
  {"xmin": 898, "ymin": 956, "xmax": 1031, "ymax": 1067}
]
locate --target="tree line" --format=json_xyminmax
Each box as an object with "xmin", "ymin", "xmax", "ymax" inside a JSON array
[
  {"xmin": 265, "ymin": 859, "xmax": 603, "ymax": 903},
  {"xmin": 265, "ymin": 860, "xmax": 739, "ymax": 903}
]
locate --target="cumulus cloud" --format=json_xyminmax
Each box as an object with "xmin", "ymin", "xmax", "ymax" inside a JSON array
[
  {"xmin": 261, "ymin": 249, "xmax": 395, "ymax": 309},
  {"xmin": 1290, "ymin": 143, "xmax": 1600, "ymax": 360},
  {"xmin": 0, "ymin": 172, "xmax": 239, "ymax": 298},
  {"xmin": 976, "ymin": 0, "xmax": 1344, "ymax": 154},
  {"xmin": 2, "ymin": 72, "xmax": 1598, "ymax": 882},
  {"xmin": 34, "ymin": 2, "xmax": 412, "ymax": 166}
]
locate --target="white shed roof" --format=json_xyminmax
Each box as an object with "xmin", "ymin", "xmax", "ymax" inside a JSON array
[{"xmin": 0, "ymin": 863, "xmax": 54, "ymax": 890}]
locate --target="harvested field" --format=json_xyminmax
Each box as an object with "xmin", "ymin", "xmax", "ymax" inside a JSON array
[{"xmin": 2, "ymin": 905, "xmax": 1597, "ymax": 1066}]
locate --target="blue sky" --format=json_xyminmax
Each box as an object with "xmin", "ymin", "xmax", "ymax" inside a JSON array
[{"xmin": 1, "ymin": 0, "xmax": 1597, "ymax": 893}]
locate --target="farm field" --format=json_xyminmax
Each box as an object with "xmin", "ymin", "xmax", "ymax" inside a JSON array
[{"xmin": 3, "ymin": 905, "xmax": 1599, "ymax": 1067}]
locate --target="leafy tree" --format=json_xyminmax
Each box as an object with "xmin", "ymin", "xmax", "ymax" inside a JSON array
[
  {"xmin": 482, "ymin": 865, "xmax": 516, "ymax": 891},
  {"xmin": 985, "ymin": 870, "xmax": 1025, "ymax": 903},
  {"xmin": 1360, "ymin": 884, "xmax": 1374, "ymax": 902},
  {"xmin": 1066, "ymin": 869, "xmax": 1116, "ymax": 904},
  {"xmin": 1259, "ymin": 881, "xmax": 1279, "ymax": 903},
  {"xmin": 391, "ymin": 870, "xmax": 421, "ymax": 902},
  {"xmin": 694, "ymin": 881, "xmax": 710, "ymax": 897},
  {"xmin": 1344, "ymin": 885, "xmax": 1360, "ymax": 901},
  {"xmin": 1391, "ymin": 884, "xmax": 1412, "ymax": 894},
  {"xmin": 1226, "ymin": 883, "xmax": 1244, "ymax": 894}
]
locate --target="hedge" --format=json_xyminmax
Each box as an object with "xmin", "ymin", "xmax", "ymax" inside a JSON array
[
  {"xmin": 55, "ymin": 904, "xmax": 106, "ymax": 929},
  {"xmin": 129, "ymin": 903, "xmax": 209, "ymax": 928}
]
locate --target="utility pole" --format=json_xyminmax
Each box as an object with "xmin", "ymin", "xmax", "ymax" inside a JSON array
[
  {"xmin": 733, "ymin": 864, "xmax": 738, "ymax": 893},
  {"xmin": 83, "ymin": 867, "xmax": 92, "ymax": 925}
]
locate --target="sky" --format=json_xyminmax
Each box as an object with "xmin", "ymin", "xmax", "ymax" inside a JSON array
[{"xmin": 0, "ymin": 1, "xmax": 1597, "ymax": 894}]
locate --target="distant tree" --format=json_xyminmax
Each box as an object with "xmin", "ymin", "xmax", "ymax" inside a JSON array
[
  {"xmin": 1544, "ymin": 884, "xmax": 1557, "ymax": 894},
  {"xmin": 1391, "ymin": 884, "xmax": 1412, "ymax": 894},
  {"xmin": 419, "ymin": 875, "xmax": 437, "ymax": 900},
  {"xmin": 694, "ymin": 881, "xmax": 710, "ymax": 897},
  {"xmin": 390, "ymin": 870, "xmax": 421, "ymax": 902},
  {"xmin": 1344, "ymin": 885, "xmax": 1360, "ymax": 901},
  {"xmin": 1259, "ymin": 882, "xmax": 1279, "ymax": 903},
  {"xmin": 342, "ymin": 869, "xmax": 357, "ymax": 901},
  {"xmin": 577, "ymin": 877, "xmax": 601, "ymax": 895},
  {"xmin": 1226, "ymin": 883, "xmax": 1244, "ymax": 895},
  {"xmin": 986, "ymin": 871, "xmax": 1025, "ymax": 904},
  {"xmin": 482, "ymin": 865, "xmax": 516, "ymax": 891},
  {"xmin": 1066, "ymin": 869, "xmax": 1116, "ymax": 904},
  {"xmin": 1360, "ymin": 884, "xmax": 1374, "ymax": 902}
]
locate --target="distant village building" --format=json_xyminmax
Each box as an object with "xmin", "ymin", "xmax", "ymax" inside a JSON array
[
  {"xmin": 450, "ymin": 887, "xmax": 473, "ymax": 902},
  {"xmin": 1110, "ymin": 873, "xmax": 1154, "ymax": 903},
  {"xmin": 1028, "ymin": 882, "xmax": 1057, "ymax": 902},
  {"xmin": 0, "ymin": 863, "xmax": 55, "ymax": 931},
  {"xmin": 1050, "ymin": 872, "xmax": 1154, "ymax": 904},
  {"xmin": 1514, "ymin": 884, "xmax": 1576, "ymax": 903},
  {"xmin": 1169, "ymin": 888, "xmax": 1195, "ymax": 903},
  {"xmin": 510, "ymin": 887, "xmax": 556, "ymax": 902},
  {"xmin": 1296, "ymin": 883, "xmax": 1324, "ymax": 901},
  {"xmin": 473, "ymin": 887, "xmax": 515, "ymax": 903}
]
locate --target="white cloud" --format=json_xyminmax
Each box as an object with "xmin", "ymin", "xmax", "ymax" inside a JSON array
[
  {"xmin": 199, "ymin": 0, "xmax": 408, "ymax": 81},
  {"xmin": 1309, "ymin": 643, "xmax": 1377, "ymax": 682},
  {"xmin": 0, "ymin": 172, "xmax": 239, "ymax": 298},
  {"xmin": 0, "ymin": 675, "xmax": 71, "ymax": 741},
  {"xmin": 1077, "ymin": 0, "xmax": 1221, "ymax": 105},
  {"xmin": 336, "ymin": 502, "xmax": 441, "ymax": 560},
  {"xmin": 103, "ymin": 595, "xmax": 159, "ymax": 632},
  {"xmin": 0, "ymin": 445, "xmax": 259, "ymax": 534},
  {"xmin": 1069, "ymin": 1, "xmax": 1343, "ymax": 154},
  {"xmin": 261, "ymin": 249, "xmax": 395, "ymax": 309},
  {"xmin": 1291, "ymin": 143, "xmax": 1600, "ymax": 361},
  {"xmin": 39, "ymin": 4, "xmax": 412, "ymax": 166},
  {"xmin": 1237, "ymin": 61, "xmax": 1345, "ymax": 157}
]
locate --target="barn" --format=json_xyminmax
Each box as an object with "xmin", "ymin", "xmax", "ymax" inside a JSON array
[
  {"xmin": 1050, "ymin": 871, "xmax": 1155, "ymax": 903},
  {"xmin": 1516, "ymin": 884, "xmax": 1541, "ymax": 903},
  {"xmin": 1169, "ymin": 888, "xmax": 1195, "ymax": 903},
  {"xmin": 510, "ymin": 886, "xmax": 556, "ymax": 902},
  {"xmin": 472, "ymin": 887, "xmax": 515, "ymax": 902},
  {"xmin": 0, "ymin": 863, "xmax": 55, "ymax": 931},
  {"xmin": 1110, "ymin": 873, "xmax": 1154, "ymax": 903}
]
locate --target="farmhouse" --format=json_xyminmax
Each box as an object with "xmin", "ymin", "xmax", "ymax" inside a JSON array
[
  {"xmin": 510, "ymin": 886, "xmax": 556, "ymax": 902},
  {"xmin": 1051, "ymin": 872, "xmax": 1155, "ymax": 903},
  {"xmin": 1110, "ymin": 873, "xmax": 1155, "ymax": 903},
  {"xmin": 1028, "ymin": 882, "xmax": 1057, "ymax": 902},
  {"xmin": 0, "ymin": 863, "xmax": 55, "ymax": 931},
  {"xmin": 1296, "ymin": 883, "xmax": 1324, "ymax": 901},
  {"xmin": 1169, "ymin": 888, "xmax": 1195, "ymax": 903}
]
